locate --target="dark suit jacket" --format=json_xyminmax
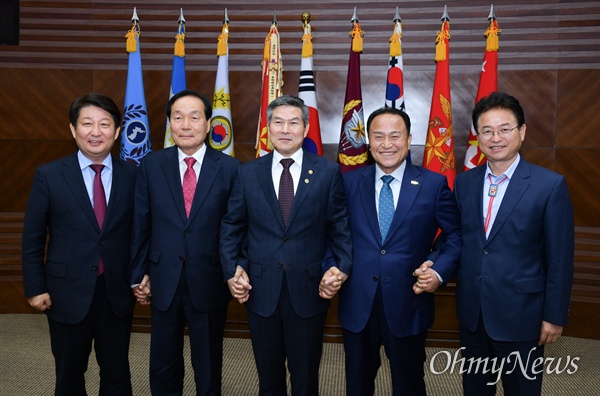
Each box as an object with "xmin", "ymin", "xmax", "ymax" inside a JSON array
[
  {"xmin": 129, "ymin": 145, "xmax": 240, "ymax": 312},
  {"xmin": 454, "ymin": 158, "xmax": 574, "ymax": 342},
  {"xmin": 337, "ymin": 162, "xmax": 462, "ymax": 337},
  {"xmin": 220, "ymin": 151, "xmax": 353, "ymax": 319},
  {"xmin": 22, "ymin": 153, "xmax": 137, "ymax": 324}
]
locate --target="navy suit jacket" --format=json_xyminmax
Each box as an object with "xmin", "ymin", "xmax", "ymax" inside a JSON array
[
  {"xmin": 129, "ymin": 145, "xmax": 240, "ymax": 312},
  {"xmin": 22, "ymin": 153, "xmax": 137, "ymax": 324},
  {"xmin": 337, "ymin": 162, "xmax": 462, "ymax": 337},
  {"xmin": 220, "ymin": 151, "xmax": 353, "ymax": 319},
  {"xmin": 454, "ymin": 158, "xmax": 574, "ymax": 342}
]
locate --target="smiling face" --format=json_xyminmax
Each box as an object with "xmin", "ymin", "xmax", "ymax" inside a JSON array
[
  {"xmin": 169, "ymin": 95, "xmax": 211, "ymax": 156},
  {"xmin": 368, "ymin": 113, "xmax": 412, "ymax": 174},
  {"xmin": 477, "ymin": 108, "xmax": 526, "ymax": 174},
  {"xmin": 70, "ymin": 105, "xmax": 120, "ymax": 164},
  {"xmin": 268, "ymin": 105, "xmax": 309, "ymax": 157}
]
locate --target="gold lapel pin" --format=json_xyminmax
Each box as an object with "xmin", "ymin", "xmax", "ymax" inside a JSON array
[{"xmin": 308, "ymin": 170, "xmax": 314, "ymax": 175}]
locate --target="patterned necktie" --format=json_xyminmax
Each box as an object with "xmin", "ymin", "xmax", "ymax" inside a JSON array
[
  {"xmin": 278, "ymin": 158, "xmax": 295, "ymax": 227},
  {"xmin": 183, "ymin": 157, "xmax": 197, "ymax": 218},
  {"xmin": 90, "ymin": 164, "xmax": 106, "ymax": 275},
  {"xmin": 379, "ymin": 175, "xmax": 395, "ymax": 242}
]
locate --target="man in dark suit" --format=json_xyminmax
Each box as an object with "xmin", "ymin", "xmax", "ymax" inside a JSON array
[
  {"xmin": 22, "ymin": 92, "xmax": 137, "ymax": 395},
  {"xmin": 336, "ymin": 107, "xmax": 462, "ymax": 396},
  {"xmin": 454, "ymin": 92, "xmax": 574, "ymax": 395},
  {"xmin": 220, "ymin": 95, "xmax": 353, "ymax": 396},
  {"xmin": 129, "ymin": 90, "xmax": 240, "ymax": 395}
]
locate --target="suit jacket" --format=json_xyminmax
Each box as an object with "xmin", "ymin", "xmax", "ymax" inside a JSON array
[
  {"xmin": 220, "ymin": 151, "xmax": 353, "ymax": 319},
  {"xmin": 129, "ymin": 145, "xmax": 240, "ymax": 312},
  {"xmin": 22, "ymin": 153, "xmax": 137, "ymax": 324},
  {"xmin": 337, "ymin": 162, "xmax": 462, "ymax": 337},
  {"xmin": 454, "ymin": 158, "xmax": 574, "ymax": 342}
]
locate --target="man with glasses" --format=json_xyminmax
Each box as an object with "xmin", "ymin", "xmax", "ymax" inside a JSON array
[{"xmin": 454, "ymin": 92, "xmax": 575, "ymax": 395}]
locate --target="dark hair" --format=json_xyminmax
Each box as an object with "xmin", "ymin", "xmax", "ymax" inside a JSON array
[
  {"xmin": 472, "ymin": 92, "xmax": 525, "ymax": 132},
  {"xmin": 166, "ymin": 89, "xmax": 212, "ymax": 120},
  {"xmin": 367, "ymin": 106, "xmax": 412, "ymax": 134},
  {"xmin": 69, "ymin": 92, "xmax": 121, "ymax": 127},
  {"xmin": 266, "ymin": 95, "xmax": 309, "ymax": 126}
]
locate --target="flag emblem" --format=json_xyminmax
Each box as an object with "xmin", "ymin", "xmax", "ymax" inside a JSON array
[{"xmin": 210, "ymin": 115, "xmax": 233, "ymax": 151}]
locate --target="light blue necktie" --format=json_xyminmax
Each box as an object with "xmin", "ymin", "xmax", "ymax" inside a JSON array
[{"xmin": 379, "ymin": 175, "xmax": 395, "ymax": 242}]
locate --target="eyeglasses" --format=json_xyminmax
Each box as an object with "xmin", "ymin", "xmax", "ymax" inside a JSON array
[{"xmin": 477, "ymin": 126, "xmax": 519, "ymax": 139}]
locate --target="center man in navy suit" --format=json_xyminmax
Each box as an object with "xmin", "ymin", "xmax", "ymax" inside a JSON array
[
  {"xmin": 336, "ymin": 107, "xmax": 462, "ymax": 396},
  {"xmin": 220, "ymin": 95, "xmax": 353, "ymax": 396},
  {"xmin": 129, "ymin": 90, "xmax": 240, "ymax": 395}
]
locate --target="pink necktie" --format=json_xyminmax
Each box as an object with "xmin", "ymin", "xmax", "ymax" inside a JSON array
[
  {"xmin": 278, "ymin": 158, "xmax": 294, "ymax": 227},
  {"xmin": 183, "ymin": 157, "xmax": 197, "ymax": 218},
  {"xmin": 90, "ymin": 164, "xmax": 106, "ymax": 275}
]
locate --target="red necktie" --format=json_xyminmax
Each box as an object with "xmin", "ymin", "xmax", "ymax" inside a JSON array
[
  {"xmin": 183, "ymin": 157, "xmax": 197, "ymax": 218},
  {"xmin": 278, "ymin": 158, "xmax": 295, "ymax": 227},
  {"xmin": 90, "ymin": 164, "xmax": 106, "ymax": 275}
]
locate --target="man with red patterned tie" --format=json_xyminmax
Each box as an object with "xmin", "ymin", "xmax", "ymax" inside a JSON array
[
  {"xmin": 22, "ymin": 92, "xmax": 137, "ymax": 395},
  {"xmin": 129, "ymin": 90, "xmax": 240, "ymax": 395}
]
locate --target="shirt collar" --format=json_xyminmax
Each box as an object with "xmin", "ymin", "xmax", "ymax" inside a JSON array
[
  {"xmin": 485, "ymin": 154, "xmax": 520, "ymax": 180},
  {"xmin": 272, "ymin": 148, "xmax": 303, "ymax": 169},
  {"xmin": 178, "ymin": 144, "xmax": 207, "ymax": 165},
  {"xmin": 77, "ymin": 151, "xmax": 112, "ymax": 171},
  {"xmin": 375, "ymin": 160, "xmax": 407, "ymax": 183}
]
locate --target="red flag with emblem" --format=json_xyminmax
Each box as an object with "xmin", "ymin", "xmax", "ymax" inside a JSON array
[{"xmin": 423, "ymin": 6, "xmax": 456, "ymax": 188}]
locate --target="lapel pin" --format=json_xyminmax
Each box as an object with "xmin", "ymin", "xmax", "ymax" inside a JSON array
[
  {"xmin": 308, "ymin": 169, "xmax": 314, "ymax": 175},
  {"xmin": 411, "ymin": 180, "xmax": 419, "ymax": 185},
  {"xmin": 304, "ymin": 178, "xmax": 309, "ymax": 184}
]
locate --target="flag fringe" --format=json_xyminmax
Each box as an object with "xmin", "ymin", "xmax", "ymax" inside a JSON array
[
  {"xmin": 434, "ymin": 22, "xmax": 450, "ymax": 62},
  {"xmin": 174, "ymin": 33, "xmax": 185, "ymax": 57},
  {"xmin": 350, "ymin": 22, "xmax": 364, "ymax": 53},
  {"xmin": 389, "ymin": 32, "xmax": 402, "ymax": 57},
  {"xmin": 302, "ymin": 33, "xmax": 313, "ymax": 58},
  {"xmin": 485, "ymin": 22, "xmax": 501, "ymax": 51},
  {"xmin": 125, "ymin": 26, "xmax": 138, "ymax": 53}
]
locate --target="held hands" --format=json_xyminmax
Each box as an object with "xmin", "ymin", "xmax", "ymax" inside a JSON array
[
  {"xmin": 133, "ymin": 274, "xmax": 152, "ymax": 305},
  {"xmin": 227, "ymin": 266, "xmax": 252, "ymax": 304},
  {"xmin": 27, "ymin": 293, "xmax": 52, "ymax": 312},
  {"xmin": 412, "ymin": 260, "xmax": 441, "ymax": 295},
  {"xmin": 319, "ymin": 267, "xmax": 348, "ymax": 299},
  {"xmin": 539, "ymin": 321, "xmax": 563, "ymax": 346}
]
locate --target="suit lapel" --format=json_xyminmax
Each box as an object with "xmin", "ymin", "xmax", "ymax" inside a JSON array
[
  {"xmin": 187, "ymin": 147, "xmax": 220, "ymax": 222},
  {"xmin": 257, "ymin": 153, "xmax": 284, "ymax": 229},
  {"xmin": 466, "ymin": 166, "xmax": 487, "ymax": 244},
  {"xmin": 357, "ymin": 165, "xmax": 381, "ymax": 243},
  {"xmin": 103, "ymin": 155, "xmax": 124, "ymax": 232},
  {"xmin": 486, "ymin": 159, "xmax": 530, "ymax": 243},
  {"xmin": 161, "ymin": 146, "xmax": 187, "ymax": 222},
  {"xmin": 384, "ymin": 163, "xmax": 421, "ymax": 244},
  {"xmin": 60, "ymin": 153, "xmax": 100, "ymax": 231},
  {"xmin": 285, "ymin": 151, "xmax": 318, "ymax": 230}
]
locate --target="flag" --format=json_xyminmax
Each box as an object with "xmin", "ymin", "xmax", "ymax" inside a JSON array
[
  {"xmin": 210, "ymin": 9, "xmax": 235, "ymax": 156},
  {"xmin": 337, "ymin": 8, "xmax": 369, "ymax": 174},
  {"xmin": 385, "ymin": 7, "xmax": 405, "ymax": 111},
  {"xmin": 298, "ymin": 13, "xmax": 323, "ymax": 156},
  {"xmin": 423, "ymin": 6, "xmax": 455, "ymax": 188},
  {"xmin": 255, "ymin": 16, "xmax": 283, "ymax": 158},
  {"xmin": 164, "ymin": 9, "xmax": 187, "ymax": 148},
  {"xmin": 464, "ymin": 6, "xmax": 500, "ymax": 170},
  {"xmin": 120, "ymin": 8, "xmax": 151, "ymax": 165}
]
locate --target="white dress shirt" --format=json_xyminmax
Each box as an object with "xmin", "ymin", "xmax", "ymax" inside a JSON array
[{"xmin": 272, "ymin": 149, "xmax": 303, "ymax": 197}]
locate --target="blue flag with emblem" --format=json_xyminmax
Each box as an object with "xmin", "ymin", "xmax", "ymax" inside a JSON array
[{"xmin": 120, "ymin": 8, "xmax": 151, "ymax": 165}]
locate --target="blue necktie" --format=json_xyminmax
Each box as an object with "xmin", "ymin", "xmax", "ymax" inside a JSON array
[{"xmin": 379, "ymin": 175, "xmax": 395, "ymax": 242}]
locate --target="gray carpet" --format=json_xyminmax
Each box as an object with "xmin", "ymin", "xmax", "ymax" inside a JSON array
[{"xmin": 1, "ymin": 314, "xmax": 598, "ymax": 395}]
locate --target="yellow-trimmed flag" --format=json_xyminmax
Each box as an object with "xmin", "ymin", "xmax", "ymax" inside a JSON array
[
  {"xmin": 337, "ymin": 8, "xmax": 368, "ymax": 174},
  {"xmin": 298, "ymin": 12, "xmax": 323, "ymax": 156},
  {"xmin": 164, "ymin": 9, "xmax": 187, "ymax": 148},
  {"xmin": 210, "ymin": 9, "xmax": 235, "ymax": 156},
  {"xmin": 423, "ymin": 6, "xmax": 455, "ymax": 188},
  {"xmin": 255, "ymin": 15, "xmax": 283, "ymax": 158},
  {"xmin": 121, "ymin": 8, "xmax": 151, "ymax": 165},
  {"xmin": 464, "ymin": 5, "xmax": 501, "ymax": 170}
]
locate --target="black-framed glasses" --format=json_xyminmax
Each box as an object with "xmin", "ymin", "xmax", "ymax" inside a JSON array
[{"xmin": 477, "ymin": 125, "xmax": 519, "ymax": 139}]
